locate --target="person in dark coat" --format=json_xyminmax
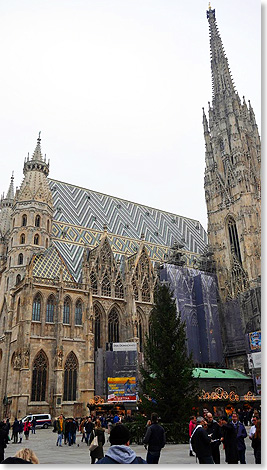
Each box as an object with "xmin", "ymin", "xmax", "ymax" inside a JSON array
[
  {"xmin": 85, "ymin": 417, "xmax": 94, "ymax": 445},
  {"xmin": 89, "ymin": 419, "xmax": 105, "ymax": 464},
  {"xmin": 143, "ymin": 412, "xmax": 166, "ymax": 464},
  {"xmin": 231, "ymin": 412, "xmax": 247, "ymax": 464},
  {"xmin": 219, "ymin": 416, "xmax": 238, "ymax": 464},
  {"xmin": 18, "ymin": 420, "xmax": 24, "ymax": 444},
  {"xmin": 206, "ymin": 413, "xmax": 222, "ymax": 464},
  {"xmin": 12, "ymin": 418, "xmax": 20, "ymax": 443},
  {"xmin": 190, "ymin": 417, "xmax": 214, "ymax": 464},
  {"xmin": 0, "ymin": 421, "xmax": 9, "ymax": 463},
  {"xmin": 251, "ymin": 419, "xmax": 261, "ymax": 464}
]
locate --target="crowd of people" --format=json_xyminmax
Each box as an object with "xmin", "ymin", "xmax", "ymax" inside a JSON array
[
  {"xmin": 0, "ymin": 407, "xmax": 261, "ymax": 464},
  {"xmin": 189, "ymin": 408, "xmax": 261, "ymax": 464}
]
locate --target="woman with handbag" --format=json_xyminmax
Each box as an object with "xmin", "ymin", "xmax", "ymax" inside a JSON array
[{"xmin": 89, "ymin": 419, "xmax": 105, "ymax": 464}]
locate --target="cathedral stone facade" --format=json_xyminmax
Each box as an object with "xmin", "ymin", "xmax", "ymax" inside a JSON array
[
  {"xmin": 0, "ymin": 134, "xmax": 207, "ymax": 420},
  {"xmin": 203, "ymin": 7, "xmax": 261, "ymax": 369},
  {"xmin": 0, "ymin": 7, "xmax": 260, "ymax": 419}
]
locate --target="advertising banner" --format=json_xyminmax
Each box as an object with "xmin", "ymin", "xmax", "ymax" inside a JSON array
[
  {"xmin": 107, "ymin": 377, "xmax": 136, "ymax": 402},
  {"xmin": 113, "ymin": 342, "xmax": 137, "ymax": 351},
  {"xmin": 249, "ymin": 331, "xmax": 261, "ymax": 351}
]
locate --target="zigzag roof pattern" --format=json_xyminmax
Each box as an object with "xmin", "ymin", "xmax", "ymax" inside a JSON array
[{"xmin": 49, "ymin": 179, "xmax": 208, "ymax": 282}]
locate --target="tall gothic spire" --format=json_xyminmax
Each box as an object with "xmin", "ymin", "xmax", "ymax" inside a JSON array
[
  {"xmin": 207, "ymin": 7, "xmax": 236, "ymax": 102},
  {"xmin": 0, "ymin": 173, "xmax": 15, "ymax": 237},
  {"xmin": 23, "ymin": 132, "xmax": 49, "ymax": 177}
]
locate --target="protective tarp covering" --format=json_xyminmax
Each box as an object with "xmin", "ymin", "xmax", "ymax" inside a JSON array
[{"xmin": 160, "ymin": 264, "xmax": 223, "ymax": 364}]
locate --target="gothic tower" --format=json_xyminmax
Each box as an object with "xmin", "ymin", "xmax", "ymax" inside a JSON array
[
  {"xmin": 6, "ymin": 133, "xmax": 54, "ymax": 290},
  {"xmin": 203, "ymin": 6, "xmax": 261, "ymax": 303}
]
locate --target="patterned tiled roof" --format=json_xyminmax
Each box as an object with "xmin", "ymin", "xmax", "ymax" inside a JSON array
[
  {"xmin": 49, "ymin": 179, "xmax": 208, "ymax": 281},
  {"xmin": 32, "ymin": 245, "xmax": 74, "ymax": 281}
]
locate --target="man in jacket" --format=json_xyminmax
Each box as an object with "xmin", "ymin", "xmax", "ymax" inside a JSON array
[
  {"xmin": 219, "ymin": 416, "xmax": 239, "ymax": 464},
  {"xmin": 206, "ymin": 412, "xmax": 222, "ymax": 464},
  {"xmin": 143, "ymin": 413, "xmax": 166, "ymax": 464},
  {"xmin": 231, "ymin": 412, "xmax": 247, "ymax": 464},
  {"xmin": 96, "ymin": 424, "xmax": 146, "ymax": 464},
  {"xmin": 190, "ymin": 416, "xmax": 214, "ymax": 464},
  {"xmin": 85, "ymin": 417, "xmax": 94, "ymax": 445}
]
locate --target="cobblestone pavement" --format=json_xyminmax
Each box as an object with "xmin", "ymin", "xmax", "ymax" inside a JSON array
[{"xmin": 3, "ymin": 428, "xmax": 255, "ymax": 465}]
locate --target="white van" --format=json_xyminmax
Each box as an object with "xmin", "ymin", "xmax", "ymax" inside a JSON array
[{"xmin": 22, "ymin": 413, "xmax": 52, "ymax": 429}]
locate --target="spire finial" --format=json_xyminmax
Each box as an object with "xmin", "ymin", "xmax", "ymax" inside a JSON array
[{"xmin": 208, "ymin": 2, "xmax": 211, "ymax": 9}]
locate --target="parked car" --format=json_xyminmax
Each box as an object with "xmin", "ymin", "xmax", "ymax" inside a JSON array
[{"xmin": 22, "ymin": 413, "xmax": 52, "ymax": 429}]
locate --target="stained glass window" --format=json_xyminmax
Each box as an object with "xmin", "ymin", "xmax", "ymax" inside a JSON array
[
  {"xmin": 31, "ymin": 350, "xmax": 48, "ymax": 402},
  {"xmin": 63, "ymin": 352, "xmax": 78, "ymax": 401}
]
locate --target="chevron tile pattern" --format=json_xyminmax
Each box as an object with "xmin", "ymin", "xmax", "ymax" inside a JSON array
[{"xmin": 49, "ymin": 179, "xmax": 208, "ymax": 281}]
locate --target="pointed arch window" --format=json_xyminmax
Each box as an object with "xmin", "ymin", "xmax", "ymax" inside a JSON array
[
  {"xmin": 75, "ymin": 300, "xmax": 82, "ymax": 325},
  {"xmin": 108, "ymin": 308, "xmax": 119, "ymax": 343},
  {"xmin": 141, "ymin": 278, "xmax": 150, "ymax": 302},
  {"xmin": 18, "ymin": 253, "xmax": 23, "ymax": 265},
  {"xmin": 63, "ymin": 297, "xmax": 71, "ymax": 324},
  {"xmin": 31, "ymin": 350, "xmax": 48, "ymax": 402},
  {"xmin": 32, "ymin": 295, "xmax": 41, "ymax": 321},
  {"xmin": 16, "ymin": 274, "xmax": 21, "ymax": 285},
  {"xmin": 46, "ymin": 295, "xmax": 55, "ymax": 323},
  {"xmin": 63, "ymin": 352, "xmax": 78, "ymax": 401},
  {"xmin": 94, "ymin": 305, "xmax": 101, "ymax": 350},
  {"xmin": 20, "ymin": 233, "xmax": 25, "ymax": 244},
  {"xmin": 35, "ymin": 215, "xmax": 41, "ymax": 227},
  {"xmin": 90, "ymin": 271, "xmax": 98, "ymax": 295},
  {"xmin": 228, "ymin": 217, "xmax": 242, "ymax": 263},
  {"xmin": 115, "ymin": 277, "xmax": 124, "ymax": 299},
  {"xmin": 45, "ymin": 238, "xmax": 49, "ymax": 249},
  {"xmin": 47, "ymin": 220, "xmax": 50, "ymax": 232},
  {"xmin": 102, "ymin": 273, "xmax": 111, "ymax": 297},
  {"xmin": 34, "ymin": 234, "xmax": 39, "ymax": 245},
  {"xmin": 22, "ymin": 214, "xmax": 27, "ymax": 227}
]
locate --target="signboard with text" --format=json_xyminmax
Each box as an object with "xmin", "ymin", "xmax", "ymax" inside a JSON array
[{"xmin": 107, "ymin": 377, "xmax": 137, "ymax": 402}]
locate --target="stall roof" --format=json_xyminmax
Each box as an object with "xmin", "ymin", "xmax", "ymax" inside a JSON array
[{"xmin": 193, "ymin": 368, "xmax": 252, "ymax": 380}]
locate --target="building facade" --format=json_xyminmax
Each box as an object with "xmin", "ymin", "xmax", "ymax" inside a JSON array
[
  {"xmin": 203, "ymin": 7, "xmax": 261, "ymax": 369},
  {"xmin": 0, "ymin": 7, "xmax": 260, "ymax": 419}
]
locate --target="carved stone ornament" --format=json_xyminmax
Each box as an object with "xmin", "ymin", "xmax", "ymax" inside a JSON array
[
  {"xmin": 55, "ymin": 346, "xmax": 63, "ymax": 368},
  {"xmin": 13, "ymin": 350, "xmax": 22, "ymax": 370},
  {"xmin": 23, "ymin": 347, "xmax": 30, "ymax": 368}
]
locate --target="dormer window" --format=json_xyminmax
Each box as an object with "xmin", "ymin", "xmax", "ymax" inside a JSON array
[{"xmin": 22, "ymin": 215, "xmax": 27, "ymax": 227}]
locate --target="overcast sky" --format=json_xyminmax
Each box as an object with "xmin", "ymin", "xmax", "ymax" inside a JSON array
[{"xmin": 0, "ymin": 0, "xmax": 261, "ymax": 230}]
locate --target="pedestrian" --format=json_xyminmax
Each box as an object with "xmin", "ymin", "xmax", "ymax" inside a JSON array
[
  {"xmin": 218, "ymin": 415, "xmax": 238, "ymax": 464},
  {"xmin": 64, "ymin": 418, "xmax": 70, "ymax": 445},
  {"xmin": 113, "ymin": 414, "xmax": 120, "ymax": 424},
  {"xmin": 89, "ymin": 418, "xmax": 105, "ymax": 464},
  {"xmin": 55, "ymin": 414, "xmax": 65, "ymax": 447},
  {"xmin": 251, "ymin": 419, "xmax": 261, "ymax": 464},
  {"xmin": 79, "ymin": 418, "xmax": 86, "ymax": 442},
  {"xmin": 12, "ymin": 418, "xmax": 20, "ymax": 444},
  {"xmin": 96, "ymin": 423, "xmax": 146, "ymax": 464},
  {"xmin": 31, "ymin": 418, "xmax": 37, "ymax": 434},
  {"xmin": 249, "ymin": 415, "xmax": 258, "ymax": 440},
  {"xmin": 18, "ymin": 420, "xmax": 24, "ymax": 444},
  {"xmin": 231, "ymin": 411, "xmax": 247, "ymax": 464},
  {"xmin": 190, "ymin": 416, "xmax": 214, "ymax": 464},
  {"xmin": 206, "ymin": 412, "xmax": 222, "ymax": 464},
  {"xmin": 68, "ymin": 418, "xmax": 76, "ymax": 446},
  {"xmin": 0, "ymin": 421, "xmax": 9, "ymax": 463},
  {"xmin": 143, "ymin": 412, "xmax": 166, "ymax": 464},
  {"xmin": 85, "ymin": 417, "xmax": 94, "ymax": 445},
  {"xmin": 188, "ymin": 416, "xmax": 197, "ymax": 457},
  {"xmin": 23, "ymin": 419, "xmax": 31, "ymax": 441}
]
